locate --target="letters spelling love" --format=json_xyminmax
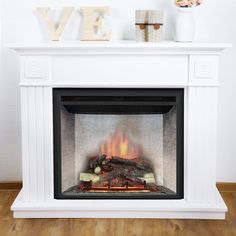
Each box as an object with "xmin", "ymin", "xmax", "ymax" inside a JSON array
[{"xmin": 37, "ymin": 7, "xmax": 111, "ymax": 41}]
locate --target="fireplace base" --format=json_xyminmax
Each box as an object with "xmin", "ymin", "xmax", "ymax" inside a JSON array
[{"xmin": 12, "ymin": 189, "xmax": 226, "ymax": 219}]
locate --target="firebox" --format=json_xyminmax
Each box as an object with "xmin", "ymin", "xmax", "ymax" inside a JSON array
[{"xmin": 53, "ymin": 88, "xmax": 184, "ymax": 199}]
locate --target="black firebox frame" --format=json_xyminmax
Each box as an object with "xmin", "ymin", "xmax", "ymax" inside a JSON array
[{"xmin": 53, "ymin": 88, "xmax": 184, "ymax": 200}]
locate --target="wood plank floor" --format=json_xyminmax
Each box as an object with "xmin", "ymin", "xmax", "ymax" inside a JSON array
[{"xmin": 0, "ymin": 190, "xmax": 236, "ymax": 236}]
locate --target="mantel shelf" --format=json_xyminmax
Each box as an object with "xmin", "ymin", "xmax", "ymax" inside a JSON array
[{"xmin": 8, "ymin": 40, "xmax": 232, "ymax": 55}]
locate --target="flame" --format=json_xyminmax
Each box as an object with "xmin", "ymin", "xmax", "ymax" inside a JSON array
[{"xmin": 99, "ymin": 129, "xmax": 141, "ymax": 160}]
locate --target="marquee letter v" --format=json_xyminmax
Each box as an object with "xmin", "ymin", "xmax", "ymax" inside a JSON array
[{"xmin": 37, "ymin": 7, "xmax": 74, "ymax": 41}]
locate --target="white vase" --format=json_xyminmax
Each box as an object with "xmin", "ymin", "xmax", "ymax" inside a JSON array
[{"xmin": 174, "ymin": 8, "xmax": 195, "ymax": 42}]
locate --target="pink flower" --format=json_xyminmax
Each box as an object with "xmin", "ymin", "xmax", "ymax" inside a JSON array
[{"xmin": 175, "ymin": 0, "xmax": 203, "ymax": 7}]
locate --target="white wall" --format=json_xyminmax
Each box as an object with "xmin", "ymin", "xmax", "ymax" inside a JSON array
[{"xmin": 0, "ymin": 0, "xmax": 235, "ymax": 182}]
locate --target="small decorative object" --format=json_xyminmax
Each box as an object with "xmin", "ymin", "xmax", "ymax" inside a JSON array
[
  {"xmin": 37, "ymin": 7, "xmax": 74, "ymax": 41},
  {"xmin": 135, "ymin": 10, "xmax": 163, "ymax": 42},
  {"xmin": 80, "ymin": 7, "xmax": 111, "ymax": 41},
  {"xmin": 147, "ymin": 10, "xmax": 164, "ymax": 42},
  {"xmin": 135, "ymin": 10, "xmax": 148, "ymax": 42},
  {"xmin": 174, "ymin": 0, "xmax": 203, "ymax": 42}
]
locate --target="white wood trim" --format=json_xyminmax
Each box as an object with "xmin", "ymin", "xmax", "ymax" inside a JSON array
[
  {"xmin": 12, "ymin": 190, "xmax": 226, "ymax": 219},
  {"xmin": 35, "ymin": 87, "xmax": 45, "ymax": 202},
  {"xmin": 186, "ymin": 87, "xmax": 219, "ymax": 203},
  {"xmin": 8, "ymin": 41, "xmax": 231, "ymax": 49},
  {"xmin": 43, "ymin": 87, "xmax": 54, "ymax": 201},
  {"xmin": 8, "ymin": 41, "xmax": 231, "ymax": 55},
  {"xmin": 13, "ymin": 211, "xmax": 226, "ymax": 220},
  {"xmin": 19, "ymin": 83, "xmax": 221, "ymax": 88},
  {"xmin": 28, "ymin": 88, "xmax": 37, "ymax": 202}
]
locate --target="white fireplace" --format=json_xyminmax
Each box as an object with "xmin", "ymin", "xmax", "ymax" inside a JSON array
[{"xmin": 10, "ymin": 41, "xmax": 230, "ymax": 219}]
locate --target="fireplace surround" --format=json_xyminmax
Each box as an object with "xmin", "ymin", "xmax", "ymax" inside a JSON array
[{"xmin": 9, "ymin": 41, "xmax": 230, "ymax": 218}]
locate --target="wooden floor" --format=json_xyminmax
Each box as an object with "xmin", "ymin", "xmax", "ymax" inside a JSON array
[{"xmin": 0, "ymin": 191, "xmax": 236, "ymax": 236}]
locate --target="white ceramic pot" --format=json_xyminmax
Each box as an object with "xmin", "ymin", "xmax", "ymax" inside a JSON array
[{"xmin": 174, "ymin": 8, "xmax": 195, "ymax": 42}]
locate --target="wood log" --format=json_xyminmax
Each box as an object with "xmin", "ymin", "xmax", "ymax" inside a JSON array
[
  {"xmin": 110, "ymin": 156, "xmax": 153, "ymax": 171},
  {"xmin": 94, "ymin": 166, "xmax": 101, "ymax": 174},
  {"xmin": 136, "ymin": 162, "xmax": 152, "ymax": 171},
  {"xmin": 139, "ymin": 173, "xmax": 156, "ymax": 183},
  {"xmin": 80, "ymin": 173, "xmax": 100, "ymax": 182},
  {"xmin": 89, "ymin": 154, "xmax": 107, "ymax": 169},
  {"xmin": 98, "ymin": 154, "xmax": 107, "ymax": 164},
  {"xmin": 89, "ymin": 157, "xmax": 98, "ymax": 169},
  {"xmin": 110, "ymin": 156, "xmax": 138, "ymax": 166},
  {"xmin": 124, "ymin": 176, "xmax": 144, "ymax": 185},
  {"xmin": 101, "ymin": 163, "xmax": 113, "ymax": 172}
]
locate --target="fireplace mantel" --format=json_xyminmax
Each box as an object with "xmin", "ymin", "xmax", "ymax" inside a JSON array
[
  {"xmin": 10, "ymin": 41, "xmax": 231, "ymax": 219},
  {"xmin": 9, "ymin": 41, "xmax": 230, "ymax": 54}
]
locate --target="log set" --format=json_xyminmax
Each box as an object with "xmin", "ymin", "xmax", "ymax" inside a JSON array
[{"xmin": 65, "ymin": 154, "xmax": 166, "ymax": 194}]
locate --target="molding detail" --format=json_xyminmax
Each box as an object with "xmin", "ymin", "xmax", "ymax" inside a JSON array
[
  {"xmin": 189, "ymin": 55, "xmax": 219, "ymax": 85},
  {"xmin": 8, "ymin": 41, "xmax": 231, "ymax": 56},
  {"xmin": 194, "ymin": 61, "xmax": 214, "ymax": 79},
  {"xmin": 21, "ymin": 57, "xmax": 51, "ymax": 85},
  {"xmin": 24, "ymin": 59, "xmax": 46, "ymax": 79}
]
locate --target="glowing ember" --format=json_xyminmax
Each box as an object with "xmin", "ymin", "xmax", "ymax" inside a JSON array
[{"xmin": 99, "ymin": 129, "xmax": 142, "ymax": 160}]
